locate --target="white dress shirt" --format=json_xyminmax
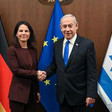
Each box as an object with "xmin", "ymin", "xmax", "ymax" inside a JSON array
[{"xmin": 63, "ymin": 34, "xmax": 77, "ymax": 58}]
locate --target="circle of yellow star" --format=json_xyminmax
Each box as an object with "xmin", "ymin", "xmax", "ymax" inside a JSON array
[
  {"xmin": 44, "ymin": 80, "xmax": 50, "ymax": 86},
  {"xmin": 43, "ymin": 41, "xmax": 48, "ymax": 47},
  {"xmin": 52, "ymin": 36, "xmax": 58, "ymax": 43}
]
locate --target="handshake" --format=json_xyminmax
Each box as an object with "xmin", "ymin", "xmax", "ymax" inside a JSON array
[{"xmin": 37, "ymin": 70, "xmax": 47, "ymax": 81}]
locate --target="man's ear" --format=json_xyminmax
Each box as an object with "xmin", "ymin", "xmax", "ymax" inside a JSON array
[
  {"xmin": 75, "ymin": 22, "xmax": 78, "ymax": 30},
  {"xmin": 60, "ymin": 25, "xmax": 62, "ymax": 31}
]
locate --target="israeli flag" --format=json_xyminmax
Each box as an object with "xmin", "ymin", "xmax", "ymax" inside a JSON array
[{"xmin": 98, "ymin": 35, "xmax": 112, "ymax": 112}]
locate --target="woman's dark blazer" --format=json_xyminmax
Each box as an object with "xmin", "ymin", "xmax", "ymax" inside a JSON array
[{"xmin": 7, "ymin": 46, "xmax": 39, "ymax": 104}]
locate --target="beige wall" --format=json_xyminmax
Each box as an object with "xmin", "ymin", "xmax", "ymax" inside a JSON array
[{"xmin": 0, "ymin": 0, "xmax": 112, "ymax": 111}]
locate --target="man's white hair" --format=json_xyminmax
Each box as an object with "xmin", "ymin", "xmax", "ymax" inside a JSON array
[{"xmin": 60, "ymin": 14, "xmax": 77, "ymax": 26}]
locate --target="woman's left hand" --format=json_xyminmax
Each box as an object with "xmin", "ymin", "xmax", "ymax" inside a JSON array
[{"xmin": 37, "ymin": 92, "xmax": 41, "ymax": 103}]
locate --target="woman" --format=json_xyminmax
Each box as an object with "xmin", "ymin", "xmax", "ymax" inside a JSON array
[{"xmin": 7, "ymin": 21, "xmax": 40, "ymax": 112}]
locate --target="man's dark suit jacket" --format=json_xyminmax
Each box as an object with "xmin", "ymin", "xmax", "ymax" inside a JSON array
[
  {"xmin": 46, "ymin": 34, "xmax": 97, "ymax": 105},
  {"xmin": 7, "ymin": 46, "xmax": 39, "ymax": 104}
]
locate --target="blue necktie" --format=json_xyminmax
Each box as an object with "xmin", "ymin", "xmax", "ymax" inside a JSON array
[{"xmin": 64, "ymin": 41, "xmax": 70, "ymax": 66}]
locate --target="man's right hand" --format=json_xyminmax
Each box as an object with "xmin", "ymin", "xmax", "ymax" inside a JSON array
[{"xmin": 37, "ymin": 70, "xmax": 47, "ymax": 81}]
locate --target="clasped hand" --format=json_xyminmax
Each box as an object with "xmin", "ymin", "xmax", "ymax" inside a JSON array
[{"xmin": 37, "ymin": 70, "xmax": 46, "ymax": 81}]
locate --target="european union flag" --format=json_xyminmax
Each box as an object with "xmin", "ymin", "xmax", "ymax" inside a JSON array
[
  {"xmin": 98, "ymin": 35, "xmax": 112, "ymax": 111},
  {"xmin": 38, "ymin": 0, "xmax": 63, "ymax": 112}
]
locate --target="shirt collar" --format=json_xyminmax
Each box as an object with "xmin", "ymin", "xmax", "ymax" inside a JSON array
[{"xmin": 64, "ymin": 33, "xmax": 77, "ymax": 45}]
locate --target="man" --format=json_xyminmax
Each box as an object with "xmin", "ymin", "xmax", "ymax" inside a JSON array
[{"xmin": 38, "ymin": 14, "xmax": 97, "ymax": 112}]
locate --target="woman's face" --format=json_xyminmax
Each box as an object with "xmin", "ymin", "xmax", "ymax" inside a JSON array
[{"xmin": 16, "ymin": 24, "xmax": 30, "ymax": 43}]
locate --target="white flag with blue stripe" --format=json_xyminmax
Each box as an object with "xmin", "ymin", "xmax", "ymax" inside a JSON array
[{"xmin": 98, "ymin": 35, "xmax": 112, "ymax": 112}]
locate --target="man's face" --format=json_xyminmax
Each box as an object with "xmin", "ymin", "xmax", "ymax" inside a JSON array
[{"xmin": 60, "ymin": 16, "xmax": 78, "ymax": 40}]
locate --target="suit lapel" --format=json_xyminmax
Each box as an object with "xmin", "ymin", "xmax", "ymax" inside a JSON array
[
  {"xmin": 29, "ymin": 48, "xmax": 36, "ymax": 67},
  {"xmin": 57, "ymin": 38, "xmax": 65, "ymax": 69},
  {"xmin": 66, "ymin": 35, "xmax": 80, "ymax": 68}
]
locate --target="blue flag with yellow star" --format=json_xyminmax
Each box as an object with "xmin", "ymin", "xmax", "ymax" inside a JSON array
[{"xmin": 38, "ymin": 0, "xmax": 63, "ymax": 112}]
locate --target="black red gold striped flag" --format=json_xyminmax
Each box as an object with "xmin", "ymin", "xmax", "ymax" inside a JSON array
[{"xmin": 0, "ymin": 17, "xmax": 12, "ymax": 112}]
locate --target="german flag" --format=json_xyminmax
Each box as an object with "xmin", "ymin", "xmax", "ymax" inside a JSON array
[{"xmin": 0, "ymin": 17, "xmax": 12, "ymax": 112}]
